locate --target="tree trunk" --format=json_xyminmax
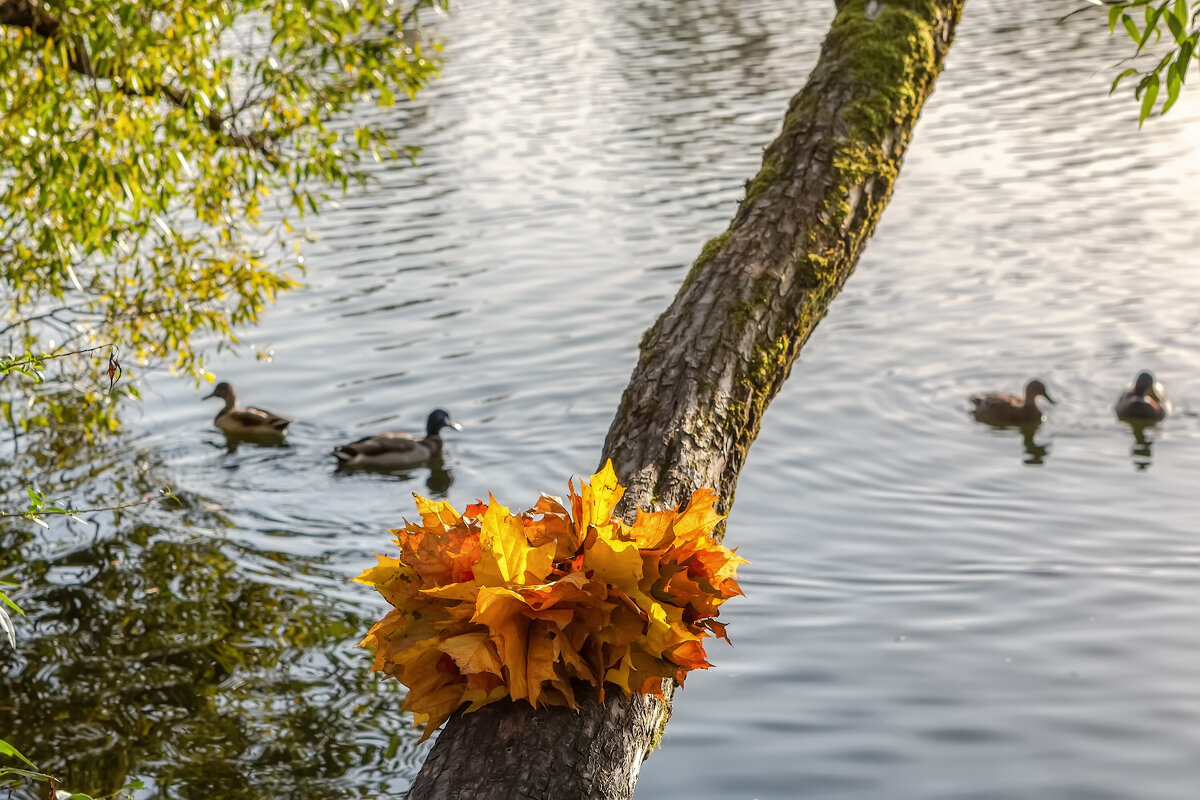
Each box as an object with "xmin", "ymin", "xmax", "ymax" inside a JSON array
[{"xmin": 408, "ymin": 1, "xmax": 965, "ymax": 797}]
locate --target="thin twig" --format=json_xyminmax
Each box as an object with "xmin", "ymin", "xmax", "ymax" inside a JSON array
[
  {"xmin": 0, "ymin": 343, "xmax": 116, "ymax": 371},
  {"xmin": 0, "ymin": 488, "xmax": 176, "ymax": 522}
]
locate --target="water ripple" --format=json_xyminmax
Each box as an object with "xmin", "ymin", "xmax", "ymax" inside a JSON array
[{"xmin": 113, "ymin": 0, "xmax": 1200, "ymax": 798}]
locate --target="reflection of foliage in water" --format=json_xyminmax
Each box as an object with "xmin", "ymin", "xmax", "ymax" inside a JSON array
[{"xmin": 1, "ymin": 459, "xmax": 426, "ymax": 799}]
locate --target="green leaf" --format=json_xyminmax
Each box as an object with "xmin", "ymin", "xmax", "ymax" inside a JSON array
[
  {"xmin": 1163, "ymin": 58, "xmax": 1184, "ymax": 111},
  {"xmin": 1109, "ymin": 4, "xmax": 1124, "ymax": 32},
  {"xmin": 0, "ymin": 739, "xmax": 38, "ymax": 769},
  {"xmin": 1139, "ymin": 73, "xmax": 1160, "ymax": 125},
  {"xmin": 1173, "ymin": 0, "xmax": 1188, "ymax": 27},
  {"xmin": 0, "ymin": 591, "xmax": 22, "ymax": 615},
  {"xmin": 1155, "ymin": 48, "xmax": 1177, "ymax": 74},
  {"xmin": 1136, "ymin": 3, "xmax": 1167, "ymax": 53},
  {"xmin": 0, "ymin": 607, "xmax": 14, "ymax": 649},
  {"xmin": 1165, "ymin": 10, "xmax": 1185, "ymax": 42},
  {"xmin": 1110, "ymin": 67, "xmax": 1139, "ymax": 94},
  {"xmin": 0, "ymin": 766, "xmax": 50, "ymax": 782},
  {"xmin": 1123, "ymin": 14, "xmax": 1143, "ymax": 45},
  {"xmin": 1180, "ymin": 39, "xmax": 1196, "ymax": 84}
]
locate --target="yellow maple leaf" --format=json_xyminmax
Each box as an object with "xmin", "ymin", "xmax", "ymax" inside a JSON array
[
  {"xmin": 472, "ymin": 587, "xmax": 534, "ymax": 701},
  {"xmin": 353, "ymin": 555, "xmax": 420, "ymax": 609},
  {"xmin": 440, "ymin": 631, "xmax": 504, "ymax": 677},
  {"xmin": 462, "ymin": 683, "xmax": 509, "ymax": 712},
  {"xmin": 604, "ymin": 652, "xmax": 636, "ymax": 695},
  {"xmin": 524, "ymin": 620, "xmax": 559, "ymax": 708},
  {"xmin": 475, "ymin": 496, "xmax": 557, "ymax": 586},
  {"xmin": 579, "ymin": 460, "xmax": 624, "ymax": 528},
  {"xmin": 627, "ymin": 648, "xmax": 678, "ymax": 692},
  {"xmin": 395, "ymin": 639, "xmax": 470, "ymax": 741},
  {"xmin": 360, "ymin": 602, "xmax": 443, "ymax": 672},
  {"xmin": 667, "ymin": 488, "xmax": 724, "ymax": 550},
  {"xmin": 582, "ymin": 535, "xmax": 644, "ymax": 598},
  {"xmin": 641, "ymin": 600, "xmax": 691, "ymax": 658},
  {"xmin": 413, "ymin": 494, "xmax": 463, "ymax": 530},
  {"xmin": 627, "ymin": 508, "xmax": 676, "ymax": 550},
  {"xmin": 421, "ymin": 580, "xmax": 482, "ymax": 603}
]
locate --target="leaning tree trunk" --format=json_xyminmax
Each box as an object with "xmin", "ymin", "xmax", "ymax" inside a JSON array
[{"xmin": 409, "ymin": 1, "xmax": 965, "ymax": 797}]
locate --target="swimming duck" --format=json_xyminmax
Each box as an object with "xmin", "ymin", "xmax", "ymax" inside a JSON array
[
  {"xmin": 1115, "ymin": 371, "xmax": 1167, "ymax": 422},
  {"xmin": 203, "ymin": 381, "xmax": 292, "ymax": 436},
  {"xmin": 969, "ymin": 379, "xmax": 1054, "ymax": 426},
  {"xmin": 333, "ymin": 409, "xmax": 461, "ymax": 469}
]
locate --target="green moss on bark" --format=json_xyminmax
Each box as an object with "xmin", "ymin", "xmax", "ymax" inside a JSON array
[
  {"xmin": 749, "ymin": 334, "xmax": 790, "ymax": 388},
  {"xmin": 683, "ymin": 230, "xmax": 733, "ymax": 289},
  {"xmin": 834, "ymin": 4, "xmax": 939, "ymax": 142},
  {"xmin": 742, "ymin": 151, "xmax": 781, "ymax": 208}
]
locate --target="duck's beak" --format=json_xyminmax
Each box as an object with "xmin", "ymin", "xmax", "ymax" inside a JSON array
[
  {"xmin": 1148, "ymin": 386, "xmax": 1162, "ymax": 403},
  {"xmin": 202, "ymin": 390, "xmax": 216, "ymax": 400},
  {"xmin": 448, "ymin": 420, "xmax": 463, "ymax": 431},
  {"xmin": 1043, "ymin": 392, "xmax": 1056, "ymax": 404}
]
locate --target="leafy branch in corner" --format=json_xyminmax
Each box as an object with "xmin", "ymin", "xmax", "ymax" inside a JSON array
[
  {"xmin": 1099, "ymin": 0, "xmax": 1199, "ymax": 124},
  {"xmin": 1, "ymin": 0, "xmax": 450, "ymax": 404}
]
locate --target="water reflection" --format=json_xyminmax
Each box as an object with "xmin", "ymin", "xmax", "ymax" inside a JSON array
[
  {"xmin": 215, "ymin": 432, "xmax": 293, "ymax": 453},
  {"xmin": 968, "ymin": 415, "xmax": 1051, "ymax": 466},
  {"xmin": 1123, "ymin": 421, "xmax": 1158, "ymax": 471},
  {"xmin": 1019, "ymin": 423, "xmax": 1050, "ymax": 466},
  {"xmin": 425, "ymin": 463, "xmax": 454, "ymax": 496},
  {"xmin": 0, "ymin": 502, "xmax": 424, "ymax": 799},
  {"xmin": 333, "ymin": 459, "xmax": 454, "ymax": 498}
]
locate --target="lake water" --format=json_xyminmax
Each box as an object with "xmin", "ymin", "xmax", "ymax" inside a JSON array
[{"xmin": 5, "ymin": 0, "xmax": 1200, "ymax": 798}]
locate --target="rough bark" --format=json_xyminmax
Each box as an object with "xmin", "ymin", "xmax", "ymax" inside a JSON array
[{"xmin": 409, "ymin": 1, "xmax": 964, "ymax": 797}]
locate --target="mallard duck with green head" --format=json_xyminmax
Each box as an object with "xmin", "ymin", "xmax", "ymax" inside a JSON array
[
  {"xmin": 1115, "ymin": 371, "xmax": 1168, "ymax": 422},
  {"xmin": 333, "ymin": 409, "xmax": 461, "ymax": 469}
]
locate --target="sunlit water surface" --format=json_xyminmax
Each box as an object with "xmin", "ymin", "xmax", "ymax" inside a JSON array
[{"xmin": 8, "ymin": 0, "xmax": 1200, "ymax": 797}]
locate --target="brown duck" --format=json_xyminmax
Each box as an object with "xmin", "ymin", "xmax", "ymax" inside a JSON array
[
  {"xmin": 203, "ymin": 381, "xmax": 293, "ymax": 436},
  {"xmin": 970, "ymin": 379, "xmax": 1054, "ymax": 426}
]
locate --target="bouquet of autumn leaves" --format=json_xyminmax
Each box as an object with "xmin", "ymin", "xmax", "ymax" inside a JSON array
[{"xmin": 355, "ymin": 461, "xmax": 747, "ymax": 739}]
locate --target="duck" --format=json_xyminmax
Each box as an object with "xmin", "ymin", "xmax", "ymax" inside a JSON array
[
  {"xmin": 203, "ymin": 381, "xmax": 292, "ymax": 436},
  {"xmin": 969, "ymin": 379, "xmax": 1054, "ymax": 426},
  {"xmin": 333, "ymin": 409, "xmax": 461, "ymax": 469},
  {"xmin": 1115, "ymin": 371, "xmax": 1168, "ymax": 422}
]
